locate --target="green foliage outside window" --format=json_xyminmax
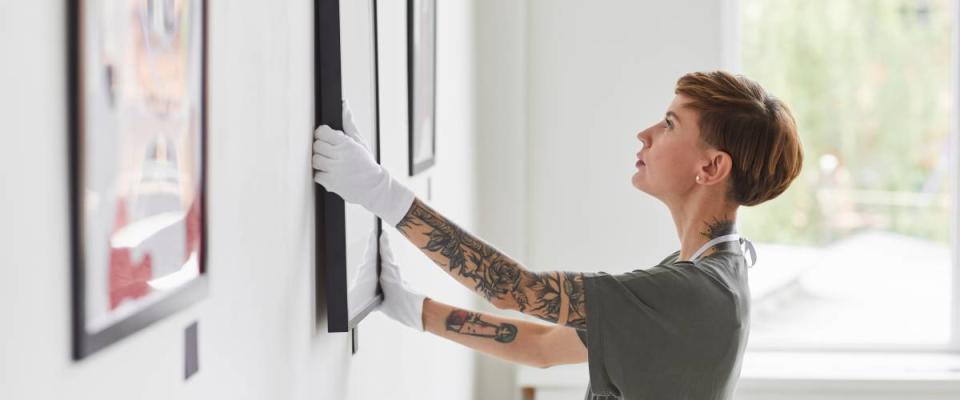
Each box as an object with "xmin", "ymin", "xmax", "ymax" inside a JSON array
[{"xmin": 740, "ymin": 0, "xmax": 955, "ymax": 245}]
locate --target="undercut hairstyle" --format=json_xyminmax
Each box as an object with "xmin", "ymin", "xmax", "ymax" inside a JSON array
[{"xmin": 675, "ymin": 71, "xmax": 804, "ymax": 207}]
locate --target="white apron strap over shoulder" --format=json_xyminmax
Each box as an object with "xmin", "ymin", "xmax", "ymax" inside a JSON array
[{"xmin": 689, "ymin": 233, "xmax": 757, "ymax": 267}]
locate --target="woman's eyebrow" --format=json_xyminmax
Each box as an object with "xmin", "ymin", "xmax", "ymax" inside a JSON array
[{"xmin": 666, "ymin": 111, "xmax": 681, "ymax": 124}]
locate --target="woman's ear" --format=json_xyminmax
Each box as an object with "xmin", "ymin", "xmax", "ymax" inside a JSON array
[{"xmin": 698, "ymin": 150, "xmax": 732, "ymax": 185}]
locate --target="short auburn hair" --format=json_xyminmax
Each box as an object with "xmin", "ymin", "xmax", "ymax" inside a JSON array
[{"xmin": 675, "ymin": 71, "xmax": 803, "ymax": 207}]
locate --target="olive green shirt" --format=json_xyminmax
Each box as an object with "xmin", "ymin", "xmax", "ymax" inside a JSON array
[{"xmin": 576, "ymin": 243, "xmax": 751, "ymax": 400}]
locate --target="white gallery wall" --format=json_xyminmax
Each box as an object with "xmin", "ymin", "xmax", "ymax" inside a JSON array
[
  {"xmin": 472, "ymin": 1, "xmax": 529, "ymax": 399},
  {"xmin": 0, "ymin": 0, "xmax": 478, "ymax": 399},
  {"xmin": 523, "ymin": 0, "xmax": 731, "ymax": 272}
]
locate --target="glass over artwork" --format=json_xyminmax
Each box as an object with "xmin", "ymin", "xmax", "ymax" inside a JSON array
[
  {"xmin": 408, "ymin": 0, "xmax": 436, "ymax": 175},
  {"xmin": 78, "ymin": 0, "xmax": 205, "ymax": 335},
  {"xmin": 342, "ymin": 0, "xmax": 383, "ymax": 323}
]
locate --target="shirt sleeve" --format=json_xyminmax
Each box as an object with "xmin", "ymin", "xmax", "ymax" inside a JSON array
[{"xmin": 579, "ymin": 266, "xmax": 692, "ymax": 397}]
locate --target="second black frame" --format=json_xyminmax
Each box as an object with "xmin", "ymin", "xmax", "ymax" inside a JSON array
[
  {"xmin": 314, "ymin": 0, "xmax": 384, "ymax": 334},
  {"xmin": 407, "ymin": 0, "xmax": 437, "ymax": 176}
]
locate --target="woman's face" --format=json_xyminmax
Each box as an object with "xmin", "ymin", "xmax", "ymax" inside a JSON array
[{"xmin": 632, "ymin": 94, "xmax": 707, "ymax": 200}]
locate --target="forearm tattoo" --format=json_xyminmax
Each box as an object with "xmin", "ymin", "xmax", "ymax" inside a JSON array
[
  {"xmin": 563, "ymin": 272, "xmax": 586, "ymax": 329},
  {"xmin": 398, "ymin": 199, "xmax": 587, "ymax": 327},
  {"xmin": 397, "ymin": 200, "xmax": 530, "ymax": 307},
  {"xmin": 445, "ymin": 309, "xmax": 518, "ymax": 343},
  {"xmin": 528, "ymin": 273, "xmax": 562, "ymax": 319}
]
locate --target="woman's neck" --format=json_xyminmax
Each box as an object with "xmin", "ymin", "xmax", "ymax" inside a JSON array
[{"xmin": 669, "ymin": 194, "xmax": 739, "ymax": 262}]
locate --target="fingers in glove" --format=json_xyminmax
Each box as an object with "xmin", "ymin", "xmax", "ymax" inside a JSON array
[
  {"xmin": 312, "ymin": 139, "xmax": 338, "ymax": 158},
  {"xmin": 362, "ymin": 229, "xmax": 379, "ymax": 264},
  {"xmin": 342, "ymin": 100, "xmax": 359, "ymax": 134},
  {"xmin": 313, "ymin": 171, "xmax": 331, "ymax": 185},
  {"xmin": 344, "ymin": 126, "xmax": 367, "ymax": 148},
  {"xmin": 341, "ymin": 100, "xmax": 371, "ymax": 150},
  {"xmin": 312, "ymin": 154, "xmax": 335, "ymax": 171},
  {"xmin": 379, "ymin": 231, "xmax": 396, "ymax": 263},
  {"xmin": 314, "ymin": 125, "xmax": 347, "ymax": 145}
]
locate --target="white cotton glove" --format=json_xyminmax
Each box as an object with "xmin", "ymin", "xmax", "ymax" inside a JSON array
[
  {"xmin": 376, "ymin": 231, "xmax": 427, "ymax": 331},
  {"xmin": 312, "ymin": 101, "xmax": 415, "ymax": 227}
]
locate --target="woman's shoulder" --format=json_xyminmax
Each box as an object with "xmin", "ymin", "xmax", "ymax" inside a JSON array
[
  {"xmin": 657, "ymin": 250, "xmax": 682, "ymax": 265},
  {"xmin": 696, "ymin": 248, "xmax": 751, "ymax": 272}
]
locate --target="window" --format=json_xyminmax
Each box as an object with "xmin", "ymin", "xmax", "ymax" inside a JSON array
[{"xmin": 739, "ymin": 0, "xmax": 958, "ymax": 349}]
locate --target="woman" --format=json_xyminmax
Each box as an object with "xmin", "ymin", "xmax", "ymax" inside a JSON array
[{"xmin": 312, "ymin": 71, "xmax": 803, "ymax": 399}]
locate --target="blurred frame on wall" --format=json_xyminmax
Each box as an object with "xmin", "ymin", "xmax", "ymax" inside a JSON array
[
  {"xmin": 314, "ymin": 0, "xmax": 384, "ymax": 335},
  {"xmin": 407, "ymin": 0, "xmax": 437, "ymax": 176},
  {"xmin": 68, "ymin": 0, "xmax": 209, "ymax": 360}
]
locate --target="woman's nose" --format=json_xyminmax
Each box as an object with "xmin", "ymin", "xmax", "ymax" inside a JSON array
[{"xmin": 637, "ymin": 126, "xmax": 653, "ymax": 148}]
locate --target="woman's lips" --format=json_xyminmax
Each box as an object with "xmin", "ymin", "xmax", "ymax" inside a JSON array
[{"xmin": 636, "ymin": 159, "xmax": 645, "ymax": 168}]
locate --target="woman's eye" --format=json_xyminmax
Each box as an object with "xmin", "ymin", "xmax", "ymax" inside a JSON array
[{"xmin": 664, "ymin": 119, "xmax": 672, "ymax": 129}]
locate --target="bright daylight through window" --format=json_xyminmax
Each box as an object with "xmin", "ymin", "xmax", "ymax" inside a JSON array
[{"xmin": 740, "ymin": 0, "xmax": 957, "ymax": 349}]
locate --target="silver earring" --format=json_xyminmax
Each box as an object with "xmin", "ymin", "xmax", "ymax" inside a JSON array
[{"xmin": 696, "ymin": 176, "xmax": 702, "ymax": 182}]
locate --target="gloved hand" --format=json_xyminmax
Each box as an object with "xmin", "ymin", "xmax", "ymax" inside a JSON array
[
  {"xmin": 376, "ymin": 231, "xmax": 427, "ymax": 331},
  {"xmin": 312, "ymin": 101, "xmax": 416, "ymax": 227}
]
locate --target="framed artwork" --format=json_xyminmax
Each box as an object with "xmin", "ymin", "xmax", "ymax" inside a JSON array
[
  {"xmin": 68, "ymin": 0, "xmax": 209, "ymax": 359},
  {"xmin": 407, "ymin": 0, "xmax": 437, "ymax": 176},
  {"xmin": 315, "ymin": 0, "xmax": 384, "ymax": 333}
]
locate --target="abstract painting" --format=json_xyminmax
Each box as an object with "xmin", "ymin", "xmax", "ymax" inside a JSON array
[{"xmin": 69, "ymin": 0, "xmax": 208, "ymax": 359}]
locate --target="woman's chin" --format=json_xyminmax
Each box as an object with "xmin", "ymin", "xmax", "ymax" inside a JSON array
[
  {"xmin": 631, "ymin": 172, "xmax": 644, "ymax": 190},
  {"xmin": 631, "ymin": 174, "xmax": 659, "ymax": 199}
]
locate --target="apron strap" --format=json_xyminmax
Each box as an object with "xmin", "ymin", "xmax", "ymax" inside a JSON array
[
  {"xmin": 690, "ymin": 234, "xmax": 741, "ymax": 262},
  {"xmin": 740, "ymin": 237, "xmax": 757, "ymax": 268},
  {"xmin": 689, "ymin": 233, "xmax": 758, "ymax": 268}
]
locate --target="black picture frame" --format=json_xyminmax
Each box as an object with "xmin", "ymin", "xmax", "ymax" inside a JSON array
[
  {"xmin": 315, "ymin": 0, "xmax": 384, "ymax": 333},
  {"xmin": 407, "ymin": 0, "xmax": 437, "ymax": 176},
  {"xmin": 68, "ymin": 0, "xmax": 209, "ymax": 360}
]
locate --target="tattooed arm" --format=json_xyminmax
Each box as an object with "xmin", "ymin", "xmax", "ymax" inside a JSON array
[
  {"xmin": 396, "ymin": 199, "xmax": 586, "ymax": 328},
  {"xmin": 423, "ymin": 298, "xmax": 587, "ymax": 368}
]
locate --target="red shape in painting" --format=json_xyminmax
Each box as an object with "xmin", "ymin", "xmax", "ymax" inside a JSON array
[
  {"xmin": 108, "ymin": 198, "xmax": 152, "ymax": 309},
  {"xmin": 108, "ymin": 248, "xmax": 153, "ymax": 309}
]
